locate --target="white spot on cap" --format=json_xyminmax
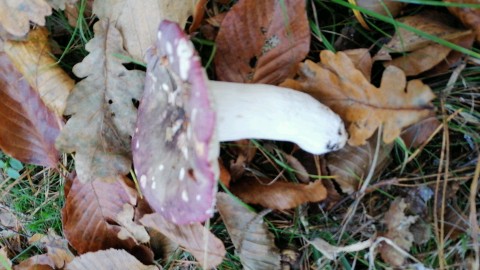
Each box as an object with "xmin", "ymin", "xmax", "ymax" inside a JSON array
[
  {"xmin": 179, "ymin": 168, "xmax": 185, "ymax": 179},
  {"xmin": 196, "ymin": 194, "xmax": 201, "ymax": 201},
  {"xmin": 191, "ymin": 108, "xmax": 198, "ymax": 122},
  {"xmin": 205, "ymin": 208, "xmax": 213, "ymax": 215},
  {"xmin": 166, "ymin": 41, "xmax": 173, "ymax": 55},
  {"xmin": 171, "ymin": 216, "xmax": 177, "ymax": 223},
  {"xmin": 140, "ymin": 175, "xmax": 147, "ymax": 188},
  {"xmin": 157, "ymin": 31, "xmax": 162, "ymax": 40},
  {"xmin": 151, "ymin": 176, "xmax": 155, "ymax": 181},
  {"xmin": 162, "ymin": 83, "xmax": 169, "ymax": 91},
  {"xmin": 177, "ymin": 39, "xmax": 193, "ymax": 80},
  {"xmin": 158, "ymin": 164, "xmax": 164, "ymax": 171},
  {"xmin": 160, "ymin": 207, "xmax": 164, "ymax": 212},
  {"xmin": 135, "ymin": 140, "xmax": 139, "ymax": 149},
  {"xmin": 135, "ymin": 127, "xmax": 138, "ymax": 133},
  {"xmin": 181, "ymin": 190, "xmax": 189, "ymax": 202},
  {"xmin": 151, "ymin": 180, "xmax": 156, "ymax": 189}
]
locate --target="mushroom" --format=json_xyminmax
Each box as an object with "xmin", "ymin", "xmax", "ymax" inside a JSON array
[{"xmin": 132, "ymin": 20, "xmax": 347, "ymax": 225}]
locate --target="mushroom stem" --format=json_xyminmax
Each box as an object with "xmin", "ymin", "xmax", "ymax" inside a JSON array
[{"xmin": 208, "ymin": 80, "xmax": 347, "ymax": 154}]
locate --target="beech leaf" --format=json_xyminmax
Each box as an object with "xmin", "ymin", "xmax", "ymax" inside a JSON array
[
  {"xmin": 55, "ymin": 20, "xmax": 144, "ymax": 182},
  {"xmin": 0, "ymin": 52, "xmax": 61, "ymax": 167},
  {"xmin": 4, "ymin": 27, "xmax": 74, "ymax": 116},
  {"xmin": 140, "ymin": 213, "xmax": 226, "ymax": 269},
  {"xmin": 0, "ymin": 0, "xmax": 52, "ymax": 36},
  {"xmin": 217, "ymin": 193, "xmax": 281, "ymax": 270},
  {"xmin": 230, "ymin": 178, "xmax": 327, "ymax": 210},
  {"xmin": 93, "ymin": 0, "xmax": 198, "ymax": 62},
  {"xmin": 62, "ymin": 176, "xmax": 146, "ymax": 254},
  {"xmin": 214, "ymin": 0, "xmax": 310, "ymax": 84},
  {"xmin": 282, "ymin": 50, "xmax": 436, "ymax": 146},
  {"xmin": 65, "ymin": 249, "xmax": 159, "ymax": 270}
]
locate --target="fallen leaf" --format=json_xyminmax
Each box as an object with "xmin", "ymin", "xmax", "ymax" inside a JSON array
[
  {"xmin": 282, "ymin": 50, "xmax": 436, "ymax": 145},
  {"xmin": 308, "ymin": 237, "xmax": 373, "ymax": 260},
  {"xmin": 381, "ymin": 11, "xmax": 472, "ymax": 53},
  {"xmin": 230, "ymin": 178, "xmax": 327, "ymax": 210},
  {"xmin": 140, "ymin": 213, "xmax": 226, "ymax": 269},
  {"xmin": 116, "ymin": 204, "xmax": 151, "ymax": 244},
  {"xmin": 93, "ymin": 0, "xmax": 198, "ymax": 61},
  {"xmin": 385, "ymin": 43, "xmax": 453, "ymax": 76},
  {"xmin": 343, "ymin": 48, "xmax": 373, "ymax": 81},
  {"xmin": 0, "ymin": 52, "xmax": 61, "ymax": 167},
  {"xmin": 4, "ymin": 27, "xmax": 74, "ymax": 116},
  {"xmin": 379, "ymin": 198, "xmax": 418, "ymax": 267},
  {"xmin": 356, "ymin": 0, "xmax": 405, "ymax": 17},
  {"xmin": 400, "ymin": 115, "xmax": 440, "ymax": 148},
  {"xmin": 427, "ymin": 31, "xmax": 475, "ymax": 75},
  {"xmin": 132, "ymin": 20, "xmax": 219, "ymax": 224},
  {"xmin": 55, "ymin": 20, "xmax": 144, "ymax": 182},
  {"xmin": 62, "ymin": 176, "xmax": 145, "ymax": 254},
  {"xmin": 0, "ymin": 0, "xmax": 52, "ymax": 37},
  {"xmin": 325, "ymin": 134, "xmax": 393, "ymax": 194},
  {"xmin": 445, "ymin": 0, "xmax": 480, "ymax": 43},
  {"xmin": 214, "ymin": 0, "xmax": 310, "ymax": 84},
  {"xmin": 217, "ymin": 193, "xmax": 281, "ymax": 270},
  {"xmin": 65, "ymin": 249, "xmax": 159, "ymax": 270}
]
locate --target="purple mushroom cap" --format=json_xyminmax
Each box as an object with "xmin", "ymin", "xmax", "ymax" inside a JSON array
[{"xmin": 132, "ymin": 20, "xmax": 219, "ymax": 224}]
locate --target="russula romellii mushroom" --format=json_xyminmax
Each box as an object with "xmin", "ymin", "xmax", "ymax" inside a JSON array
[{"xmin": 132, "ymin": 20, "xmax": 347, "ymax": 225}]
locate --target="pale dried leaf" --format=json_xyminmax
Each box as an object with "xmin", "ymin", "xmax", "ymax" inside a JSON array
[
  {"xmin": 308, "ymin": 237, "xmax": 373, "ymax": 260},
  {"xmin": 343, "ymin": 48, "xmax": 373, "ymax": 81},
  {"xmin": 282, "ymin": 50, "xmax": 435, "ymax": 145},
  {"xmin": 117, "ymin": 204, "xmax": 150, "ymax": 244},
  {"xmin": 56, "ymin": 20, "xmax": 144, "ymax": 182},
  {"xmin": 4, "ymin": 27, "xmax": 74, "ymax": 116},
  {"xmin": 214, "ymin": 0, "xmax": 310, "ymax": 84},
  {"xmin": 93, "ymin": 0, "xmax": 198, "ymax": 62},
  {"xmin": 0, "ymin": 0, "xmax": 52, "ymax": 37},
  {"xmin": 65, "ymin": 249, "xmax": 159, "ymax": 270},
  {"xmin": 381, "ymin": 11, "xmax": 472, "ymax": 53},
  {"xmin": 379, "ymin": 198, "xmax": 418, "ymax": 267},
  {"xmin": 230, "ymin": 178, "xmax": 327, "ymax": 210},
  {"xmin": 217, "ymin": 193, "xmax": 281, "ymax": 270},
  {"xmin": 326, "ymin": 134, "xmax": 393, "ymax": 194},
  {"xmin": 140, "ymin": 213, "xmax": 226, "ymax": 269}
]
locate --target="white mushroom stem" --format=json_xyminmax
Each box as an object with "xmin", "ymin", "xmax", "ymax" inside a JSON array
[{"xmin": 208, "ymin": 81, "xmax": 348, "ymax": 155}]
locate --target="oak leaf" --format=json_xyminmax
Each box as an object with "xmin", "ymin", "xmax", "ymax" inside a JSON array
[
  {"xmin": 214, "ymin": 0, "xmax": 310, "ymax": 84},
  {"xmin": 62, "ymin": 176, "xmax": 147, "ymax": 255},
  {"xmin": 93, "ymin": 0, "xmax": 198, "ymax": 62},
  {"xmin": 0, "ymin": 0, "xmax": 52, "ymax": 37},
  {"xmin": 0, "ymin": 52, "xmax": 61, "ymax": 167},
  {"xmin": 65, "ymin": 249, "xmax": 159, "ymax": 270},
  {"xmin": 282, "ymin": 50, "xmax": 435, "ymax": 146},
  {"xmin": 140, "ymin": 213, "xmax": 226, "ymax": 269},
  {"xmin": 4, "ymin": 27, "xmax": 74, "ymax": 116},
  {"xmin": 55, "ymin": 20, "xmax": 144, "ymax": 182},
  {"xmin": 217, "ymin": 193, "xmax": 281, "ymax": 270},
  {"xmin": 230, "ymin": 178, "xmax": 327, "ymax": 210}
]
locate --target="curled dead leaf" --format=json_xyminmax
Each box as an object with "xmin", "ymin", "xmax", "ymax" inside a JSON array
[
  {"xmin": 282, "ymin": 50, "xmax": 436, "ymax": 146},
  {"xmin": 230, "ymin": 178, "xmax": 327, "ymax": 210}
]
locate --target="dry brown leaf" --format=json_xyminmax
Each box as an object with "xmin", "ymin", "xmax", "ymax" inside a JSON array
[
  {"xmin": 230, "ymin": 178, "xmax": 327, "ymax": 210},
  {"xmin": 343, "ymin": 48, "xmax": 373, "ymax": 81},
  {"xmin": 385, "ymin": 43, "xmax": 452, "ymax": 76},
  {"xmin": 0, "ymin": 52, "xmax": 61, "ymax": 167},
  {"xmin": 445, "ymin": 0, "xmax": 480, "ymax": 42},
  {"xmin": 93, "ymin": 0, "xmax": 198, "ymax": 62},
  {"xmin": 326, "ymin": 134, "xmax": 393, "ymax": 194},
  {"xmin": 140, "ymin": 213, "xmax": 226, "ymax": 269},
  {"xmin": 4, "ymin": 27, "xmax": 74, "ymax": 116},
  {"xmin": 356, "ymin": 0, "xmax": 405, "ymax": 17},
  {"xmin": 282, "ymin": 50, "xmax": 435, "ymax": 146},
  {"xmin": 379, "ymin": 198, "xmax": 418, "ymax": 267},
  {"xmin": 116, "ymin": 204, "xmax": 150, "ymax": 244},
  {"xmin": 381, "ymin": 11, "xmax": 472, "ymax": 53},
  {"xmin": 65, "ymin": 249, "xmax": 159, "ymax": 270},
  {"xmin": 214, "ymin": 0, "xmax": 310, "ymax": 84},
  {"xmin": 216, "ymin": 193, "xmax": 281, "ymax": 270},
  {"xmin": 62, "ymin": 176, "xmax": 146, "ymax": 255},
  {"xmin": 427, "ymin": 31, "xmax": 475, "ymax": 75},
  {"xmin": 0, "ymin": 0, "xmax": 52, "ymax": 37},
  {"xmin": 400, "ymin": 115, "xmax": 440, "ymax": 148},
  {"xmin": 55, "ymin": 20, "xmax": 144, "ymax": 182}
]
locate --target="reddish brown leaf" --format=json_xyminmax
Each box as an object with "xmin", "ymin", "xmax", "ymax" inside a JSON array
[
  {"xmin": 214, "ymin": 0, "xmax": 310, "ymax": 84},
  {"xmin": 0, "ymin": 52, "xmax": 61, "ymax": 167},
  {"xmin": 140, "ymin": 213, "xmax": 226, "ymax": 269},
  {"xmin": 65, "ymin": 249, "xmax": 159, "ymax": 270},
  {"xmin": 400, "ymin": 115, "xmax": 440, "ymax": 148},
  {"xmin": 445, "ymin": 0, "xmax": 480, "ymax": 43},
  {"xmin": 217, "ymin": 193, "xmax": 281, "ymax": 269},
  {"xmin": 62, "ymin": 176, "xmax": 147, "ymax": 254},
  {"xmin": 230, "ymin": 178, "xmax": 327, "ymax": 210}
]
